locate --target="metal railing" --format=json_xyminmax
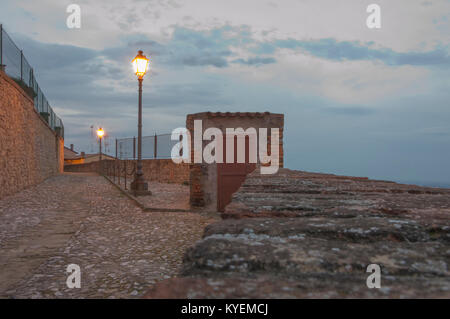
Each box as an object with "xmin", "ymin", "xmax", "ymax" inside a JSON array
[
  {"xmin": 102, "ymin": 159, "xmax": 136, "ymax": 190},
  {"xmin": 116, "ymin": 133, "xmax": 181, "ymax": 160},
  {"xmin": 0, "ymin": 24, "xmax": 64, "ymax": 138},
  {"xmin": 105, "ymin": 133, "xmax": 183, "ymax": 189}
]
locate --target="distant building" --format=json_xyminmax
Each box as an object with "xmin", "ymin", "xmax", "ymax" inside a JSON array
[
  {"xmin": 64, "ymin": 144, "xmax": 115, "ymax": 165},
  {"xmin": 64, "ymin": 144, "xmax": 85, "ymax": 165},
  {"xmin": 82, "ymin": 153, "xmax": 115, "ymax": 163}
]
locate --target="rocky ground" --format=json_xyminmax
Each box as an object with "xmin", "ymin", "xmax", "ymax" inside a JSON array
[
  {"xmin": 145, "ymin": 168, "xmax": 450, "ymax": 298},
  {"xmin": 0, "ymin": 173, "xmax": 217, "ymax": 298}
]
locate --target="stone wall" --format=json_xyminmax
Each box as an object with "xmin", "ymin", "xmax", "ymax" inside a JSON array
[
  {"xmin": 64, "ymin": 161, "xmax": 101, "ymax": 173},
  {"xmin": 186, "ymin": 112, "xmax": 284, "ymax": 211},
  {"xmin": 139, "ymin": 159, "xmax": 189, "ymax": 184},
  {"xmin": 64, "ymin": 159, "xmax": 190, "ymax": 184},
  {"xmin": 0, "ymin": 70, "xmax": 64, "ymax": 200},
  {"xmin": 145, "ymin": 168, "xmax": 450, "ymax": 298}
]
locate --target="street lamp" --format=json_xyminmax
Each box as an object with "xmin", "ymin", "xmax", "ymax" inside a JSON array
[
  {"xmin": 130, "ymin": 50, "xmax": 151, "ymax": 196},
  {"xmin": 97, "ymin": 127, "xmax": 104, "ymax": 161}
]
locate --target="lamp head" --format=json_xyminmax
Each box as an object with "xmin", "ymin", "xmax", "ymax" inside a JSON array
[
  {"xmin": 132, "ymin": 50, "xmax": 150, "ymax": 79},
  {"xmin": 97, "ymin": 127, "xmax": 105, "ymax": 138}
]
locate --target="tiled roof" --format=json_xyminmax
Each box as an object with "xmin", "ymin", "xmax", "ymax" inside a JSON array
[{"xmin": 64, "ymin": 147, "xmax": 79, "ymax": 159}]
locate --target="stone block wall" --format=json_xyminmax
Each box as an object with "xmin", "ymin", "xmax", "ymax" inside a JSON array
[
  {"xmin": 145, "ymin": 168, "xmax": 450, "ymax": 298},
  {"xmin": 65, "ymin": 159, "xmax": 190, "ymax": 184},
  {"xmin": 64, "ymin": 161, "xmax": 101, "ymax": 173},
  {"xmin": 0, "ymin": 70, "xmax": 64, "ymax": 200},
  {"xmin": 139, "ymin": 159, "xmax": 189, "ymax": 184},
  {"xmin": 186, "ymin": 112, "xmax": 284, "ymax": 211}
]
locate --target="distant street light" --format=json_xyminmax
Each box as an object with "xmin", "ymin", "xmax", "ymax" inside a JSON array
[
  {"xmin": 130, "ymin": 50, "xmax": 151, "ymax": 196},
  {"xmin": 97, "ymin": 127, "xmax": 104, "ymax": 161}
]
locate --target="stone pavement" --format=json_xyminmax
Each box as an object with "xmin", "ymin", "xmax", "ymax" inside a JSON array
[
  {"xmin": 105, "ymin": 176, "xmax": 190, "ymax": 212},
  {"xmin": 0, "ymin": 173, "xmax": 218, "ymax": 298}
]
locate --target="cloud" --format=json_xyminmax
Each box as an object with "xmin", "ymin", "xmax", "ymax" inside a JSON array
[
  {"xmin": 2, "ymin": 1, "xmax": 450, "ymax": 185},
  {"xmin": 181, "ymin": 54, "xmax": 229, "ymax": 68},
  {"xmin": 320, "ymin": 106, "xmax": 375, "ymax": 116},
  {"xmin": 254, "ymin": 38, "xmax": 450, "ymax": 67},
  {"xmin": 101, "ymin": 26, "xmax": 265, "ymax": 69},
  {"xmin": 163, "ymin": 26, "xmax": 243, "ymax": 67},
  {"xmin": 232, "ymin": 56, "xmax": 276, "ymax": 66},
  {"xmin": 11, "ymin": 34, "xmax": 97, "ymax": 69}
]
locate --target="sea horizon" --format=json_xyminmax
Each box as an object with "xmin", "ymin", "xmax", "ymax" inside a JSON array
[{"xmin": 393, "ymin": 180, "xmax": 450, "ymax": 189}]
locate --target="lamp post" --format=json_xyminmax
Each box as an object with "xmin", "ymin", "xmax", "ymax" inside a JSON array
[
  {"xmin": 97, "ymin": 127, "xmax": 104, "ymax": 161},
  {"xmin": 130, "ymin": 50, "xmax": 151, "ymax": 196}
]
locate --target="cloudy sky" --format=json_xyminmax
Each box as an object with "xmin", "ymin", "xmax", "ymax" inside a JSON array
[{"xmin": 1, "ymin": 0, "xmax": 449, "ymax": 185}]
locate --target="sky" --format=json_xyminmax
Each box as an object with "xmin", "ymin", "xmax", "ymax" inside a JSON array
[{"xmin": 1, "ymin": 0, "xmax": 449, "ymax": 186}]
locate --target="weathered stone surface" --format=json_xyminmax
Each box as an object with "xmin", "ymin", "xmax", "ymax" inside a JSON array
[
  {"xmin": 202, "ymin": 217, "xmax": 450, "ymax": 243},
  {"xmin": 182, "ymin": 221, "xmax": 448, "ymax": 278},
  {"xmin": 223, "ymin": 169, "xmax": 450, "ymax": 220},
  {"xmin": 145, "ymin": 275, "xmax": 449, "ymax": 299},
  {"xmin": 145, "ymin": 168, "xmax": 450, "ymax": 298}
]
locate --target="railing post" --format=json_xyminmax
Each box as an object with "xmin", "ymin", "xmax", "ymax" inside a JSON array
[
  {"xmin": 20, "ymin": 50, "xmax": 23, "ymax": 81},
  {"xmin": 133, "ymin": 136, "xmax": 136, "ymax": 160},
  {"xmin": 124, "ymin": 160, "xmax": 127, "ymax": 190},
  {"xmin": 0, "ymin": 24, "xmax": 3, "ymax": 69},
  {"xmin": 180, "ymin": 134, "xmax": 183, "ymax": 157},
  {"xmin": 115, "ymin": 138, "xmax": 118, "ymax": 159},
  {"xmin": 117, "ymin": 162, "xmax": 121, "ymax": 186},
  {"xmin": 154, "ymin": 133, "xmax": 157, "ymax": 158}
]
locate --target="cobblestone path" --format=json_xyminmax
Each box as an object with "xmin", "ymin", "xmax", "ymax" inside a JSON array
[
  {"xmin": 106, "ymin": 176, "xmax": 190, "ymax": 211},
  {"xmin": 0, "ymin": 173, "xmax": 218, "ymax": 298}
]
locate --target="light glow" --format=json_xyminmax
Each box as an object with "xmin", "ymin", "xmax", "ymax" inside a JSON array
[
  {"xmin": 97, "ymin": 127, "xmax": 105, "ymax": 138},
  {"xmin": 132, "ymin": 50, "xmax": 150, "ymax": 78}
]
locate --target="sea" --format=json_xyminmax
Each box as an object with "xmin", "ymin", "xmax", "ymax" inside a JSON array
[{"xmin": 394, "ymin": 181, "xmax": 450, "ymax": 189}]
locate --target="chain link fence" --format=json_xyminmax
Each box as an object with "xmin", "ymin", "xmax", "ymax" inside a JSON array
[
  {"xmin": 116, "ymin": 133, "xmax": 182, "ymax": 160},
  {"xmin": 0, "ymin": 24, "xmax": 64, "ymax": 138}
]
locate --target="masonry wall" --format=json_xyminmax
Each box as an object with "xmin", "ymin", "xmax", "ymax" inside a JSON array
[
  {"xmin": 0, "ymin": 70, "xmax": 64, "ymax": 200},
  {"xmin": 64, "ymin": 159, "xmax": 190, "ymax": 184},
  {"xmin": 139, "ymin": 159, "xmax": 189, "ymax": 184},
  {"xmin": 186, "ymin": 112, "xmax": 284, "ymax": 211},
  {"xmin": 64, "ymin": 161, "xmax": 101, "ymax": 173}
]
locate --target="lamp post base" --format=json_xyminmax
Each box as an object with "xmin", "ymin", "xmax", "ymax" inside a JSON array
[{"xmin": 130, "ymin": 177, "xmax": 152, "ymax": 196}]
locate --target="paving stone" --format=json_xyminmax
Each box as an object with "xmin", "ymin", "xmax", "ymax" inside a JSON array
[{"xmin": 0, "ymin": 172, "xmax": 218, "ymax": 298}]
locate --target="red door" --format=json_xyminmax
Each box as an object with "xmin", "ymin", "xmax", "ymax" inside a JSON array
[{"xmin": 217, "ymin": 135, "xmax": 256, "ymax": 212}]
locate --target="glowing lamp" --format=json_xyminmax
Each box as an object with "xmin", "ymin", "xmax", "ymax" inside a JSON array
[
  {"xmin": 132, "ymin": 50, "xmax": 150, "ymax": 78},
  {"xmin": 97, "ymin": 127, "xmax": 104, "ymax": 138}
]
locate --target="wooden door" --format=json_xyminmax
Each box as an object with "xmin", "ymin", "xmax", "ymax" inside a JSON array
[{"xmin": 217, "ymin": 135, "xmax": 256, "ymax": 212}]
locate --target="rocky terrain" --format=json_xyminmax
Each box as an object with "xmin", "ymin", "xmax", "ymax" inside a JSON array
[{"xmin": 145, "ymin": 168, "xmax": 450, "ymax": 298}]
